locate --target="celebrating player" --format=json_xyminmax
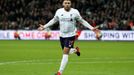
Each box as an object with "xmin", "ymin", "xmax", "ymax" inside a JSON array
[{"xmin": 38, "ymin": 0, "xmax": 101, "ymax": 75}]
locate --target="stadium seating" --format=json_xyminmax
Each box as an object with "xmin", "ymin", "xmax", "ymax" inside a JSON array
[{"xmin": 0, "ymin": 0, "xmax": 133, "ymax": 30}]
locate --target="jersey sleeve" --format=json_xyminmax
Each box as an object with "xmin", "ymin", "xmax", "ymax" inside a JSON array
[
  {"xmin": 44, "ymin": 10, "xmax": 59, "ymax": 28},
  {"xmin": 75, "ymin": 10, "xmax": 94, "ymax": 30}
]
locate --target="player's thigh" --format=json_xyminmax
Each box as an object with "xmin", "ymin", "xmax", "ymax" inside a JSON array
[
  {"xmin": 60, "ymin": 37, "xmax": 65, "ymax": 50},
  {"xmin": 70, "ymin": 36, "xmax": 76, "ymax": 48},
  {"xmin": 64, "ymin": 36, "xmax": 75, "ymax": 48}
]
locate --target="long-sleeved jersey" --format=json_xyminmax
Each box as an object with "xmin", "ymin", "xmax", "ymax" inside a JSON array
[{"xmin": 44, "ymin": 8, "xmax": 94, "ymax": 37}]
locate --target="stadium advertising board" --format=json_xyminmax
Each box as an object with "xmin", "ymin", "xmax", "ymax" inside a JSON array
[
  {"xmin": 0, "ymin": 30, "xmax": 134, "ymax": 40},
  {"xmin": 79, "ymin": 31, "xmax": 134, "ymax": 40}
]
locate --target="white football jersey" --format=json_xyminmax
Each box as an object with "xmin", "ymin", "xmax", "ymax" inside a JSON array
[
  {"xmin": 55, "ymin": 8, "xmax": 81, "ymax": 37},
  {"xmin": 44, "ymin": 8, "xmax": 94, "ymax": 37}
]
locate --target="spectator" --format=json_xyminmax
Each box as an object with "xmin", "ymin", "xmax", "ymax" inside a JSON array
[{"xmin": 0, "ymin": 0, "xmax": 133, "ymax": 30}]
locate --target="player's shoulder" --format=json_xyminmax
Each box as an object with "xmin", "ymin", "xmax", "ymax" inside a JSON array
[
  {"xmin": 71, "ymin": 8, "xmax": 79, "ymax": 13},
  {"xmin": 56, "ymin": 8, "xmax": 64, "ymax": 12},
  {"xmin": 71, "ymin": 8, "xmax": 78, "ymax": 11},
  {"xmin": 55, "ymin": 8, "xmax": 64, "ymax": 15}
]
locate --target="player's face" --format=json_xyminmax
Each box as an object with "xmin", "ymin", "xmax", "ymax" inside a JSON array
[{"xmin": 63, "ymin": 0, "xmax": 71, "ymax": 11}]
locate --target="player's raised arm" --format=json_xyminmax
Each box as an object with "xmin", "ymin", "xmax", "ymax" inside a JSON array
[
  {"xmin": 75, "ymin": 9, "xmax": 102, "ymax": 40},
  {"xmin": 75, "ymin": 10, "xmax": 93, "ymax": 30},
  {"xmin": 38, "ymin": 11, "xmax": 59, "ymax": 31}
]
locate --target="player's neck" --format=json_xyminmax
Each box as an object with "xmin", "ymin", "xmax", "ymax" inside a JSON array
[{"xmin": 64, "ymin": 8, "xmax": 71, "ymax": 12}]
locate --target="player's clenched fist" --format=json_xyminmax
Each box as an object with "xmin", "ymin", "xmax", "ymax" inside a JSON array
[
  {"xmin": 93, "ymin": 29, "xmax": 102, "ymax": 40},
  {"xmin": 38, "ymin": 24, "xmax": 44, "ymax": 31}
]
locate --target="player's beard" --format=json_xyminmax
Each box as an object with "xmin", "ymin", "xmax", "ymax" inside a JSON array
[{"xmin": 64, "ymin": 6, "xmax": 71, "ymax": 11}]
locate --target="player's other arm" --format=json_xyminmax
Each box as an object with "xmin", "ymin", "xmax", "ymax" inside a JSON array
[
  {"xmin": 78, "ymin": 18, "xmax": 100, "ymax": 34},
  {"xmin": 75, "ymin": 10, "xmax": 94, "ymax": 30},
  {"xmin": 75, "ymin": 10, "xmax": 102, "ymax": 39},
  {"xmin": 38, "ymin": 11, "xmax": 59, "ymax": 31}
]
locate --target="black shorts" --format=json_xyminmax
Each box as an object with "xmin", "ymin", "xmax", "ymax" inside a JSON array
[{"xmin": 60, "ymin": 36, "xmax": 75, "ymax": 49}]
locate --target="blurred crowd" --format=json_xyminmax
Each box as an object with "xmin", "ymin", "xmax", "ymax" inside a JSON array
[{"xmin": 0, "ymin": 0, "xmax": 134, "ymax": 30}]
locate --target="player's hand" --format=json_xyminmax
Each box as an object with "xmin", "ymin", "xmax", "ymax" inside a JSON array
[
  {"xmin": 38, "ymin": 24, "xmax": 45, "ymax": 31},
  {"xmin": 93, "ymin": 28, "xmax": 102, "ymax": 40}
]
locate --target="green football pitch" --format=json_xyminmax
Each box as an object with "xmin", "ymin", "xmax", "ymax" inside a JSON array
[{"xmin": 0, "ymin": 40, "xmax": 134, "ymax": 75}]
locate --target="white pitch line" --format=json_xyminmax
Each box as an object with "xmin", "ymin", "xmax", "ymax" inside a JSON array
[
  {"xmin": 77, "ymin": 57, "xmax": 134, "ymax": 60},
  {"xmin": 0, "ymin": 57, "xmax": 134, "ymax": 66},
  {"xmin": 0, "ymin": 60, "xmax": 134, "ymax": 65},
  {"xmin": 70, "ymin": 61, "xmax": 134, "ymax": 64}
]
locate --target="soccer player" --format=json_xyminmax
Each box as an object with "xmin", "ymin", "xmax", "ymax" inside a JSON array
[
  {"xmin": 38, "ymin": 0, "xmax": 101, "ymax": 75},
  {"xmin": 14, "ymin": 30, "xmax": 21, "ymax": 40}
]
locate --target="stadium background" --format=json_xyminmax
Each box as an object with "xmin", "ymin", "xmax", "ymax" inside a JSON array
[
  {"xmin": 0, "ymin": 0, "xmax": 134, "ymax": 30},
  {"xmin": 0, "ymin": 0, "xmax": 134, "ymax": 75}
]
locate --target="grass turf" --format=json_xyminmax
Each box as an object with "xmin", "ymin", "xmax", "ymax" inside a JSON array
[{"xmin": 0, "ymin": 40, "xmax": 134, "ymax": 75}]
